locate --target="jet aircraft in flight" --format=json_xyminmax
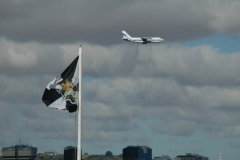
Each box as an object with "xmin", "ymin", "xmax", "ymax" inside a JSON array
[{"xmin": 122, "ymin": 30, "xmax": 164, "ymax": 44}]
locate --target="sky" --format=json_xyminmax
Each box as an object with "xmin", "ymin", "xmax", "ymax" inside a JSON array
[{"xmin": 0, "ymin": 0, "xmax": 240, "ymax": 159}]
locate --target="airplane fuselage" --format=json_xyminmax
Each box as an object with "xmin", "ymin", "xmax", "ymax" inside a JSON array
[
  {"xmin": 122, "ymin": 31, "xmax": 164, "ymax": 44},
  {"xmin": 122, "ymin": 37, "xmax": 163, "ymax": 44}
]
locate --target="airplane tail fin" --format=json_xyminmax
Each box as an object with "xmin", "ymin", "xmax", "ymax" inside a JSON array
[{"xmin": 122, "ymin": 31, "xmax": 132, "ymax": 40}]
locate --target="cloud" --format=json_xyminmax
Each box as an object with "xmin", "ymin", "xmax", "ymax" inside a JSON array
[
  {"xmin": 2, "ymin": 39, "xmax": 240, "ymax": 88},
  {"xmin": 0, "ymin": 0, "xmax": 240, "ymax": 45},
  {"xmin": 226, "ymin": 140, "xmax": 240, "ymax": 148},
  {"xmin": 0, "ymin": 37, "xmax": 240, "ymax": 156},
  {"xmin": 1, "ymin": 2, "xmax": 239, "ymax": 159},
  {"xmin": 8, "ymin": 47, "xmax": 37, "ymax": 68},
  {"xmin": 150, "ymin": 120, "xmax": 196, "ymax": 136},
  {"xmin": 81, "ymin": 43, "xmax": 240, "ymax": 87},
  {"xmin": 0, "ymin": 38, "xmax": 66, "ymax": 75},
  {"xmin": 207, "ymin": 0, "xmax": 240, "ymax": 36}
]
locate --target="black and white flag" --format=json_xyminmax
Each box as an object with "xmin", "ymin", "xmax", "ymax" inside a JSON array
[{"xmin": 42, "ymin": 56, "xmax": 79, "ymax": 113}]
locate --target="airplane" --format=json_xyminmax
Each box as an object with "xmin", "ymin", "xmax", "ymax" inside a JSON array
[{"xmin": 121, "ymin": 30, "xmax": 164, "ymax": 44}]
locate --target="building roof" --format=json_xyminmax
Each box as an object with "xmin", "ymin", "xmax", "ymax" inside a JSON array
[
  {"xmin": 2, "ymin": 144, "xmax": 37, "ymax": 151},
  {"xmin": 64, "ymin": 146, "xmax": 77, "ymax": 150},
  {"xmin": 176, "ymin": 153, "xmax": 207, "ymax": 158},
  {"xmin": 123, "ymin": 145, "xmax": 151, "ymax": 150}
]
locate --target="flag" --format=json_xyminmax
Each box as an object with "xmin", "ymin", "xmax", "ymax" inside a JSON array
[{"xmin": 42, "ymin": 56, "xmax": 79, "ymax": 113}]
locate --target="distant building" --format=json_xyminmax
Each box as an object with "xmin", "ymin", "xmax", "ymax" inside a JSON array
[
  {"xmin": 2, "ymin": 144, "xmax": 37, "ymax": 160},
  {"xmin": 154, "ymin": 155, "xmax": 172, "ymax": 160},
  {"xmin": 123, "ymin": 146, "xmax": 152, "ymax": 160},
  {"xmin": 64, "ymin": 146, "xmax": 77, "ymax": 160},
  {"xmin": 174, "ymin": 153, "xmax": 208, "ymax": 160},
  {"xmin": 44, "ymin": 151, "xmax": 57, "ymax": 156},
  {"xmin": 219, "ymin": 153, "xmax": 222, "ymax": 160}
]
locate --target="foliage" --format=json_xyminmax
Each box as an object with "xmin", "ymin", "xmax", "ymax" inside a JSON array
[
  {"xmin": 105, "ymin": 151, "xmax": 113, "ymax": 157},
  {"xmin": 117, "ymin": 154, "xmax": 123, "ymax": 157},
  {"xmin": 84, "ymin": 155, "xmax": 122, "ymax": 160},
  {"xmin": 36, "ymin": 154, "xmax": 63, "ymax": 160}
]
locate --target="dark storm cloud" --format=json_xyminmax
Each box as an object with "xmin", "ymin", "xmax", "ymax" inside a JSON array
[
  {"xmin": 1, "ymin": 0, "xmax": 240, "ymax": 45},
  {"xmin": 0, "ymin": 0, "xmax": 129, "ymax": 44}
]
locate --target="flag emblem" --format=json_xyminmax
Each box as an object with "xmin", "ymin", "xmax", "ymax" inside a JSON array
[
  {"xmin": 42, "ymin": 56, "xmax": 79, "ymax": 113},
  {"xmin": 58, "ymin": 78, "xmax": 77, "ymax": 103}
]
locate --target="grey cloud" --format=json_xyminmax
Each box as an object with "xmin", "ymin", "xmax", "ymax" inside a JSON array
[
  {"xmin": 207, "ymin": 0, "xmax": 240, "ymax": 36},
  {"xmin": 150, "ymin": 120, "xmax": 196, "ymax": 136},
  {"xmin": 226, "ymin": 140, "xmax": 240, "ymax": 149},
  {"xmin": 0, "ymin": 38, "xmax": 65, "ymax": 75},
  {"xmin": 82, "ymin": 44, "xmax": 240, "ymax": 87},
  {"xmin": 82, "ymin": 129, "xmax": 150, "ymax": 146},
  {"xmin": 82, "ymin": 77, "xmax": 240, "ymax": 137},
  {"xmin": 0, "ymin": 0, "xmax": 240, "ymax": 45},
  {"xmin": 1, "ymin": 36, "xmax": 239, "ymax": 160},
  {"xmin": 204, "ymin": 111, "xmax": 240, "ymax": 137},
  {"xmin": 82, "ymin": 130, "xmax": 145, "ymax": 143},
  {"xmin": 96, "ymin": 142, "xmax": 112, "ymax": 149},
  {"xmin": 0, "ymin": 102, "xmax": 77, "ymax": 141},
  {"xmin": 1, "ymin": 37, "xmax": 240, "ymax": 155},
  {"xmin": 83, "ymin": 116, "xmax": 139, "ymax": 132},
  {"xmin": 1, "ymin": 40, "xmax": 240, "ymax": 140},
  {"xmin": 166, "ymin": 137, "xmax": 184, "ymax": 145}
]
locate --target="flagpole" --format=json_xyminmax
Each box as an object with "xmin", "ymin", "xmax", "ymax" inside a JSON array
[{"xmin": 77, "ymin": 46, "xmax": 82, "ymax": 160}]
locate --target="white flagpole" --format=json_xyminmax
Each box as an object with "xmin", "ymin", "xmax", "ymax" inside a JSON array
[{"xmin": 77, "ymin": 46, "xmax": 82, "ymax": 160}]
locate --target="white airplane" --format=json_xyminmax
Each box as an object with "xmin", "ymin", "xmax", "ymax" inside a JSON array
[{"xmin": 122, "ymin": 30, "xmax": 164, "ymax": 44}]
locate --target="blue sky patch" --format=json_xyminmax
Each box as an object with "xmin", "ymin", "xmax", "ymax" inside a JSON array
[{"xmin": 184, "ymin": 34, "xmax": 240, "ymax": 54}]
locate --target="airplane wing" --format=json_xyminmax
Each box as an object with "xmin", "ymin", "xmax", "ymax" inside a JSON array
[{"xmin": 141, "ymin": 38, "xmax": 148, "ymax": 41}]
